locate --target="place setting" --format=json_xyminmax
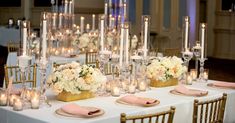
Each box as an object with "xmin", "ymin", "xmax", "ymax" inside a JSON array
[
  {"xmin": 55, "ymin": 103, "xmax": 105, "ymax": 118},
  {"xmin": 169, "ymin": 84, "xmax": 208, "ymax": 97},
  {"xmin": 115, "ymin": 95, "xmax": 160, "ymax": 107}
]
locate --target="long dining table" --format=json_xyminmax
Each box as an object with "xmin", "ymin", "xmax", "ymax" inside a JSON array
[{"xmin": 0, "ymin": 81, "xmax": 235, "ymax": 123}]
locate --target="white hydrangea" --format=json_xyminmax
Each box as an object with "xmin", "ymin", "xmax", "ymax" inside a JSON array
[
  {"xmin": 47, "ymin": 62, "xmax": 107, "ymax": 94},
  {"xmin": 146, "ymin": 56, "xmax": 186, "ymax": 82}
]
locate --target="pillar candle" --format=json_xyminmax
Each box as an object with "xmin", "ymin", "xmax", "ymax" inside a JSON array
[
  {"xmin": 80, "ymin": 16, "xmax": 84, "ymax": 34},
  {"xmin": 123, "ymin": 3, "xmax": 127, "ymax": 19},
  {"xmin": 52, "ymin": 13, "xmax": 57, "ymax": 28},
  {"xmin": 92, "ymin": 14, "xmax": 95, "ymax": 30},
  {"xmin": 104, "ymin": 3, "xmax": 108, "ymax": 16}
]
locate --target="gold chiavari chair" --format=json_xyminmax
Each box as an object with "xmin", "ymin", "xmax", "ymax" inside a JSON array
[
  {"xmin": 85, "ymin": 51, "xmax": 99, "ymax": 68},
  {"xmin": 120, "ymin": 106, "xmax": 175, "ymax": 123},
  {"xmin": 193, "ymin": 93, "xmax": 227, "ymax": 123},
  {"xmin": 4, "ymin": 64, "xmax": 37, "ymax": 88},
  {"xmin": 7, "ymin": 41, "xmax": 20, "ymax": 53},
  {"xmin": 164, "ymin": 48, "xmax": 181, "ymax": 57}
]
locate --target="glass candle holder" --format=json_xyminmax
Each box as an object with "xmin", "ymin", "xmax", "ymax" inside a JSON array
[
  {"xmin": 203, "ymin": 69, "xmax": 209, "ymax": 81},
  {"xmin": 190, "ymin": 69, "xmax": 197, "ymax": 81},
  {"xmin": 31, "ymin": 96, "xmax": 40, "ymax": 109},
  {"xmin": 128, "ymin": 84, "xmax": 136, "ymax": 94},
  {"xmin": 13, "ymin": 98, "xmax": 23, "ymax": 111},
  {"xmin": 9, "ymin": 94, "xmax": 18, "ymax": 106},
  {"xmin": 186, "ymin": 73, "xmax": 193, "ymax": 85},
  {"xmin": 111, "ymin": 86, "xmax": 120, "ymax": 97},
  {"xmin": 0, "ymin": 92, "xmax": 7, "ymax": 106}
]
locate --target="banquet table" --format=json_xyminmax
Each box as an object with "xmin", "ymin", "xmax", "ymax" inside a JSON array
[
  {"xmin": 0, "ymin": 81, "xmax": 234, "ymax": 123},
  {"xmin": 6, "ymin": 52, "xmax": 86, "ymax": 87}
]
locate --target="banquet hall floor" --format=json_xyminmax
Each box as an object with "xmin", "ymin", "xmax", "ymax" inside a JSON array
[{"xmin": 0, "ymin": 46, "xmax": 235, "ymax": 87}]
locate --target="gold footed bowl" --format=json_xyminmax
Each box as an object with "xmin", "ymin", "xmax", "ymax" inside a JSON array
[
  {"xmin": 150, "ymin": 78, "xmax": 178, "ymax": 87},
  {"xmin": 57, "ymin": 90, "xmax": 94, "ymax": 102}
]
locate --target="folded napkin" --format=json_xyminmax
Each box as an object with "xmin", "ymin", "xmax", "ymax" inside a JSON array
[
  {"xmin": 174, "ymin": 85, "xmax": 208, "ymax": 96},
  {"xmin": 61, "ymin": 103, "xmax": 100, "ymax": 116},
  {"xmin": 209, "ymin": 81, "xmax": 235, "ymax": 89},
  {"xmin": 119, "ymin": 95, "xmax": 157, "ymax": 106}
]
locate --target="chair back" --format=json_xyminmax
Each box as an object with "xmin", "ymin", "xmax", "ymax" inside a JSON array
[
  {"xmin": 120, "ymin": 106, "xmax": 175, "ymax": 123},
  {"xmin": 85, "ymin": 51, "xmax": 99, "ymax": 68},
  {"xmin": 4, "ymin": 64, "xmax": 37, "ymax": 88},
  {"xmin": 7, "ymin": 41, "xmax": 20, "ymax": 53},
  {"xmin": 164, "ymin": 48, "xmax": 181, "ymax": 57},
  {"xmin": 193, "ymin": 93, "xmax": 227, "ymax": 123}
]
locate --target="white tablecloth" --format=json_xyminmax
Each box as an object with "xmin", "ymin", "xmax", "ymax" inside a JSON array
[
  {"xmin": 0, "ymin": 27, "xmax": 20, "ymax": 46},
  {"xmin": 0, "ymin": 81, "xmax": 234, "ymax": 123},
  {"xmin": 6, "ymin": 52, "xmax": 86, "ymax": 87}
]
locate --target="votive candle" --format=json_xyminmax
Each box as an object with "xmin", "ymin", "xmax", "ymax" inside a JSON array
[
  {"xmin": 0, "ymin": 93, "xmax": 7, "ymax": 106},
  {"xmin": 13, "ymin": 98, "xmax": 23, "ymax": 111}
]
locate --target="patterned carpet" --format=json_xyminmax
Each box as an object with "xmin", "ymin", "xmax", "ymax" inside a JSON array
[{"xmin": 0, "ymin": 46, "xmax": 235, "ymax": 87}]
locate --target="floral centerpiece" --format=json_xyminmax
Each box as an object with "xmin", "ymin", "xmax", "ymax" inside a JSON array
[
  {"xmin": 72, "ymin": 32, "xmax": 98, "ymax": 51},
  {"xmin": 146, "ymin": 56, "xmax": 187, "ymax": 87},
  {"xmin": 47, "ymin": 62, "xmax": 107, "ymax": 101}
]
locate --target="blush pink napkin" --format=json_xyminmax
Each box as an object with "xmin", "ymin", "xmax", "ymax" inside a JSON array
[
  {"xmin": 174, "ymin": 85, "xmax": 208, "ymax": 96},
  {"xmin": 61, "ymin": 103, "xmax": 100, "ymax": 116},
  {"xmin": 120, "ymin": 95, "xmax": 157, "ymax": 105},
  {"xmin": 210, "ymin": 81, "xmax": 235, "ymax": 89}
]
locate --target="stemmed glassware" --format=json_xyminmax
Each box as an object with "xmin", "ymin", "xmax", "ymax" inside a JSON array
[{"xmin": 192, "ymin": 41, "xmax": 201, "ymax": 81}]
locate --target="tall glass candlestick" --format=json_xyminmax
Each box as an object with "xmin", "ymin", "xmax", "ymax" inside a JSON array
[
  {"xmin": 124, "ymin": 23, "xmax": 129, "ymax": 65},
  {"xmin": 183, "ymin": 16, "xmax": 190, "ymax": 51},
  {"xmin": 199, "ymin": 23, "xmax": 207, "ymax": 82},
  {"xmin": 119, "ymin": 24, "xmax": 125, "ymax": 67},
  {"xmin": 142, "ymin": 15, "xmax": 150, "ymax": 59}
]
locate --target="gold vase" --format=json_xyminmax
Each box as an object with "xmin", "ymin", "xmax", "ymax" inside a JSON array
[
  {"xmin": 57, "ymin": 90, "xmax": 94, "ymax": 102},
  {"xmin": 150, "ymin": 78, "xmax": 178, "ymax": 87}
]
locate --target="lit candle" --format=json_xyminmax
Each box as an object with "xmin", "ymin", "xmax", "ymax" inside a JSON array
[
  {"xmin": 143, "ymin": 17, "xmax": 149, "ymax": 58},
  {"xmin": 13, "ymin": 98, "xmax": 23, "ymax": 111},
  {"xmin": 119, "ymin": 25, "xmax": 124, "ymax": 67},
  {"xmin": 92, "ymin": 14, "xmax": 95, "ymax": 30},
  {"xmin": 25, "ymin": 89, "xmax": 32, "ymax": 100},
  {"xmin": 42, "ymin": 13, "xmax": 47, "ymax": 59},
  {"xmin": 55, "ymin": 50, "xmax": 60, "ymax": 55},
  {"xmin": 100, "ymin": 16, "xmax": 105, "ymax": 51},
  {"xmin": 184, "ymin": 16, "xmax": 189, "ymax": 51},
  {"xmin": 121, "ymin": 81, "xmax": 127, "ymax": 91},
  {"xmin": 190, "ymin": 69, "xmax": 197, "ymax": 81},
  {"xmin": 138, "ymin": 82, "xmax": 147, "ymax": 91},
  {"xmin": 111, "ymin": 87, "xmax": 120, "ymax": 97},
  {"xmin": 64, "ymin": 0, "xmax": 68, "ymax": 14},
  {"xmin": 203, "ymin": 70, "xmax": 209, "ymax": 80},
  {"xmin": 125, "ymin": 23, "xmax": 129, "ymax": 64},
  {"xmin": 80, "ymin": 16, "xmax": 84, "ymax": 34},
  {"xmin": 128, "ymin": 85, "xmax": 136, "ymax": 94},
  {"xmin": 86, "ymin": 24, "xmax": 90, "ymax": 32},
  {"xmin": 22, "ymin": 21, "xmax": 27, "ymax": 56},
  {"xmin": 31, "ymin": 96, "xmax": 40, "ymax": 109},
  {"xmin": 52, "ymin": 13, "xmax": 57, "ymax": 29},
  {"xmin": 58, "ymin": 13, "xmax": 63, "ymax": 28},
  {"xmin": 186, "ymin": 75, "xmax": 193, "ymax": 85},
  {"xmin": 109, "ymin": 14, "xmax": 112, "ymax": 28},
  {"xmin": 68, "ymin": 1, "xmax": 72, "ymax": 14},
  {"xmin": 200, "ymin": 23, "xmax": 206, "ymax": 59},
  {"xmin": 106, "ymin": 82, "xmax": 111, "ymax": 92},
  {"xmin": 9, "ymin": 95, "xmax": 17, "ymax": 106},
  {"xmin": 123, "ymin": 3, "xmax": 127, "ymax": 19},
  {"xmin": 0, "ymin": 93, "xmax": 7, "ymax": 106},
  {"xmin": 104, "ymin": 3, "xmax": 108, "ymax": 17}
]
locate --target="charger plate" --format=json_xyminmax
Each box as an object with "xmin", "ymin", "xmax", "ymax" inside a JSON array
[
  {"xmin": 116, "ymin": 97, "xmax": 160, "ymax": 107},
  {"xmin": 169, "ymin": 89, "xmax": 208, "ymax": 97},
  {"xmin": 55, "ymin": 106, "xmax": 105, "ymax": 118}
]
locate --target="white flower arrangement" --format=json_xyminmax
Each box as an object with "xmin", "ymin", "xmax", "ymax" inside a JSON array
[
  {"xmin": 47, "ymin": 62, "xmax": 107, "ymax": 94},
  {"xmin": 72, "ymin": 32, "xmax": 98, "ymax": 50},
  {"xmin": 146, "ymin": 56, "xmax": 187, "ymax": 82}
]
